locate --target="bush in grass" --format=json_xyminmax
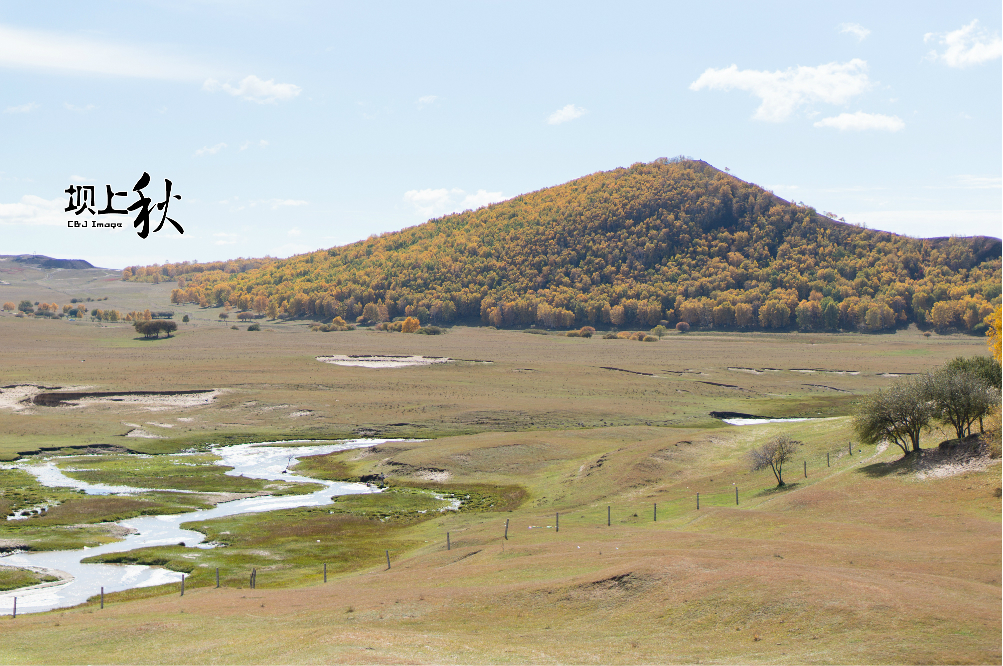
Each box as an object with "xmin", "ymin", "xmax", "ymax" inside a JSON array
[
  {"xmin": 676, "ymin": 321, "xmax": 690, "ymax": 333},
  {"xmin": 650, "ymin": 325, "xmax": 668, "ymax": 339},
  {"xmin": 182, "ymin": 314, "xmax": 189, "ymax": 323},
  {"xmin": 602, "ymin": 332, "xmax": 617, "ymax": 339},
  {"xmin": 643, "ymin": 335, "xmax": 658, "ymax": 342},
  {"xmin": 417, "ymin": 326, "xmax": 444, "ymax": 335},
  {"xmin": 247, "ymin": 323, "xmax": 261, "ymax": 331}
]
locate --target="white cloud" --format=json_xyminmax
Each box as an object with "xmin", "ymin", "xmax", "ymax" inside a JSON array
[
  {"xmin": 838, "ymin": 23, "xmax": 870, "ymax": 41},
  {"xmin": 417, "ymin": 95, "xmax": 438, "ymax": 108},
  {"xmin": 203, "ymin": 75, "xmax": 301, "ymax": 103},
  {"xmin": 461, "ymin": 189, "xmax": 506, "ymax": 209},
  {"xmin": 951, "ymin": 175, "xmax": 1002, "ymax": 189},
  {"xmin": 813, "ymin": 111, "xmax": 904, "ymax": 132},
  {"xmin": 925, "ymin": 20, "xmax": 1003, "ymax": 67},
  {"xmin": 69, "ymin": 175, "xmax": 94, "ymax": 183},
  {"xmin": 403, "ymin": 188, "xmax": 506, "ymax": 217},
  {"xmin": 288, "ymin": 227, "xmax": 301, "ymax": 237},
  {"xmin": 194, "ymin": 142, "xmax": 227, "ymax": 156},
  {"xmin": 213, "ymin": 232, "xmax": 240, "ymax": 246},
  {"xmin": 689, "ymin": 59, "xmax": 872, "ymax": 122},
  {"xmin": 547, "ymin": 104, "xmax": 587, "ymax": 125},
  {"xmin": 0, "ymin": 23, "xmax": 215, "ymax": 81},
  {"xmin": 63, "ymin": 103, "xmax": 96, "ymax": 112},
  {"xmin": 5, "ymin": 102, "xmax": 38, "ymax": 113},
  {"xmin": 0, "ymin": 195, "xmax": 65, "ymax": 226},
  {"xmin": 240, "ymin": 139, "xmax": 269, "ymax": 150},
  {"xmin": 257, "ymin": 199, "xmax": 307, "ymax": 210},
  {"xmin": 404, "ymin": 188, "xmax": 454, "ymax": 217}
]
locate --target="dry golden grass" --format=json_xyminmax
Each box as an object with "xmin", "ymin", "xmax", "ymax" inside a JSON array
[
  {"xmin": 0, "ymin": 269, "xmax": 998, "ymax": 663},
  {"xmin": 0, "ymin": 301, "xmax": 987, "ymax": 460},
  {"xmin": 1, "ymin": 425, "xmax": 999, "ymax": 664}
]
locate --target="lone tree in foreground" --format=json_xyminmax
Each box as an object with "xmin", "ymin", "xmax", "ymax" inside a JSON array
[
  {"xmin": 853, "ymin": 377, "xmax": 932, "ymax": 455},
  {"xmin": 749, "ymin": 435, "xmax": 800, "ymax": 487}
]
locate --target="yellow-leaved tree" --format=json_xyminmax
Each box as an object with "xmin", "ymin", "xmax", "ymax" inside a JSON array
[
  {"xmin": 986, "ymin": 305, "xmax": 1002, "ymax": 363},
  {"xmin": 985, "ymin": 305, "xmax": 1002, "ymax": 457}
]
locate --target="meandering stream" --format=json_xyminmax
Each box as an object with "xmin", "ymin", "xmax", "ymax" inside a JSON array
[{"xmin": 0, "ymin": 439, "xmax": 394, "ymax": 614}]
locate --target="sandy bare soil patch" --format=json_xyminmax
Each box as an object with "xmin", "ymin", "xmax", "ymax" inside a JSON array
[
  {"xmin": 123, "ymin": 423, "xmax": 164, "ymax": 439},
  {"xmin": 0, "ymin": 384, "xmax": 77, "ymax": 412},
  {"xmin": 37, "ymin": 389, "xmax": 222, "ymax": 411},
  {"xmin": 316, "ymin": 354, "xmax": 453, "ymax": 368}
]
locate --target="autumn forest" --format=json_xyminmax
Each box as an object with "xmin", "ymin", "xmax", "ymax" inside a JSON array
[{"xmin": 124, "ymin": 158, "xmax": 1002, "ymax": 334}]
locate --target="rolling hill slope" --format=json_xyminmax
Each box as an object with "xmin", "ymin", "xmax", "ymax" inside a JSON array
[{"xmin": 126, "ymin": 158, "xmax": 1001, "ymax": 333}]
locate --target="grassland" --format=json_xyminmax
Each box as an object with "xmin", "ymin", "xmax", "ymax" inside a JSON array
[{"xmin": 0, "ymin": 264, "xmax": 998, "ymax": 664}]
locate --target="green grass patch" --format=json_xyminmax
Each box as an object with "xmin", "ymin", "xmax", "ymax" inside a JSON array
[
  {"xmin": 0, "ymin": 565, "xmax": 59, "ymax": 591},
  {"xmin": 55, "ymin": 453, "xmax": 317, "ymax": 495},
  {"xmin": 83, "ymin": 488, "xmax": 453, "ymax": 588}
]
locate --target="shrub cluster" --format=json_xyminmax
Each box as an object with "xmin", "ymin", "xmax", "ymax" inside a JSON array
[
  {"xmin": 310, "ymin": 316, "xmax": 354, "ymax": 332},
  {"xmin": 134, "ymin": 320, "xmax": 178, "ymax": 338},
  {"xmin": 375, "ymin": 316, "xmax": 422, "ymax": 333}
]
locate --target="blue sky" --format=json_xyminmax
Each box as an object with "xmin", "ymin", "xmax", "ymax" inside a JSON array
[{"xmin": 1, "ymin": 1, "xmax": 1000, "ymax": 269}]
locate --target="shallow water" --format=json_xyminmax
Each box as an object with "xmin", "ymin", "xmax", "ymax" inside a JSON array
[
  {"xmin": 722, "ymin": 417, "xmax": 812, "ymax": 426},
  {"xmin": 0, "ymin": 439, "xmax": 395, "ymax": 614}
]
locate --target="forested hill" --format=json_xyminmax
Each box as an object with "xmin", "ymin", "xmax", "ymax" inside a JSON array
[{"xmin": 125, "ymin": 158, "xmax": 1002, "ymax": 333}]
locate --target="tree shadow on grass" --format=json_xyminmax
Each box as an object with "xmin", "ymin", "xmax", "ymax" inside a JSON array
[
  {"xmin": 754, "ymin": 482, "xmax": 802, "ymax": 497},
  {"xmin": 858, "ymin": 456, "xmax": 913, "ymax": 478}
]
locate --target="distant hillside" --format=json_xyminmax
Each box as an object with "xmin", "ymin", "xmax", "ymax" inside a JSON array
[
  {"xmin": 125, "ymin": 158, "xmax": 1002, "ymax": 334},
  {"xmin": 9, "ymin": 255, "xmax": 96, "ymax": 270}
]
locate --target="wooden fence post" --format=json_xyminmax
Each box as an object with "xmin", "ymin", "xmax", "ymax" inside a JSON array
[
  {"xmin": 849, "ymin": 442, "xmax": 852, "ymax": 456},
  {"xmin": 101, "ymin": 587, "xmax": 104, "ymax": 609},
  {"xmin": 804, "ymin": 460, "xmax": 807, "ymax": 478},
  {"xmin": 607, "ymin": 506, "xmax": 611, "ymax": 527},
  {"xmin": 735, "ymin": 487, "xmax": 739, "ymax": 505},
  {"xmin": 696, "ymin": 493, "xmax": 700, "ymax": 510},
  {"xmin": 324, "ymin": 563, "xmax": 327, "ymax": 583},
  {"xmin": 827, "ymin": 452, "xmax": 830, "ymax": 467},
  {"xmin": 447, "ymin": 532, "xmax": 451, "ymax": 550},
  {"xmin": 555, "ymin": 513, "xmax": 559, "ymax": 533},
  {"xmin": 386, "ymin": 550, "xmax": 391, "ymax": 569},
  {"xmin": 504, "ymin": 519, "xmax": 509, "ymax": 540},
  {"xmin": 653, "ymin": 503, "xmax": 657, "ymax": 522},
  {"xmin": 216, "ymin": 567, "xmax": 220, "ymax": 588}
]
